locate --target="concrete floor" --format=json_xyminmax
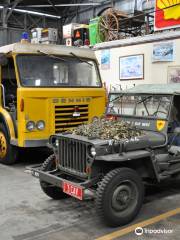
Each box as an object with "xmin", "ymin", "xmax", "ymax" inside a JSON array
[{"xmin": 1, "ymin": 151, "xmax": 180, "ymax": 240}]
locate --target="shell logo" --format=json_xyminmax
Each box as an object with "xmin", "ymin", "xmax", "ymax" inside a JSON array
[
  {"xmin": 157, "ymin": 0, "xmax": 180, "ymax": 20},
  {"xmin": 155, "ymin": 0, "xmax": 180, "ymax": 30}
]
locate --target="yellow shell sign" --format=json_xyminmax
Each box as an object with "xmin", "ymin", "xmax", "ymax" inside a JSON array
[
  {"xmin": 157, "ymin": 0, "xmax": 180, "ymax": 20},
  {"xmin": 156, "ymin": 120, "xmax": 166, "ymax": 131}
]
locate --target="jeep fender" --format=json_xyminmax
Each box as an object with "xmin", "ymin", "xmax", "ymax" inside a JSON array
[{"xmin": 95, "ymin": 150, "xmax": 159, "ymax": 182}]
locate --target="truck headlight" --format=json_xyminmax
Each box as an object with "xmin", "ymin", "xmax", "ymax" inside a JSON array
[
  {"xmin": 36, "ymin": 120, "xmax": 45, "ymax": 130},
  {"xmin": 90, "ymin": 146, "xmax": 96, "ymax": 157},
  {"xmin": 26, "ymin": 121, "xmax": 35, "ymax": 131}
]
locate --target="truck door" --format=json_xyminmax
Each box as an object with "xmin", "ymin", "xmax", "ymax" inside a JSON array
[{"xmin": 1, "ymin": 57, "xmax": 17, "ymax": 119}]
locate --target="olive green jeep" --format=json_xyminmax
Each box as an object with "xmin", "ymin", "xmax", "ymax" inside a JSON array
[{"xmin": 29, "ymin": 84, "xmax": 180, "ymax": 227}]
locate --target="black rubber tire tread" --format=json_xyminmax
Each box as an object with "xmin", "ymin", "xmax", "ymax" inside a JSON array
[
  {"xmin": 40, "ymin": 154, "xmax": 68, "ymax": 200},
  {"xmin": 95, "ymin": 167, "xmax": 144, "ymax": 227},
  {"xmin": 0, "ymin": 123, "xmax": 18, "ymax": 165}
]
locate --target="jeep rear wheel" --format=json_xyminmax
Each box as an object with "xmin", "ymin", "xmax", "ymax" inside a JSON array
[
  {"xmin": 0, "ymin": 123, "xmax": 18, "ymax": 165},
  {"xmin": 40, "ymin": 154, "xmax": 68, "ymax": 200},
  {"xmin": 96, "ymin": 168, "xmax": 144, "ymax": 227}
]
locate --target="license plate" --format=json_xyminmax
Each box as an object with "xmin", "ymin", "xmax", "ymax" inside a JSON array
[{"xmin": 63, "ymin": 182, "xmax": 83, "ymax": 200}]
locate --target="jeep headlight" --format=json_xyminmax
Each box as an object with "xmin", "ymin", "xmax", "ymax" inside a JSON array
[
  {"xmin": 90, "ymin": 146, "xmax": 96, "ymax": 157},
  {"xmin": 55, "ymin": 139, "xmax": 59, "ymax": 147},
  {"xmin": 26, "ymin": 121, "xmax": 35, "ymax": 131},
  {"xmin": 36, "ymin": 120, "xmax": 45, "ymax": 131}
]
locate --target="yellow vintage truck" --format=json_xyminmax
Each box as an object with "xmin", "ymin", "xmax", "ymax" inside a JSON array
[{"xmin": 0, "ymin": 43, "xmax": 106, "ymax": 164}]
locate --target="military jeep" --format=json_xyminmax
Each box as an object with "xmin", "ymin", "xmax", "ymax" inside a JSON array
[{"xmin": 30, "ymin": 84, "xmax": 180, "ymax": 227}]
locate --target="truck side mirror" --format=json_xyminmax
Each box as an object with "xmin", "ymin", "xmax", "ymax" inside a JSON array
[
  {"xmin": 174, "ymin": 127, "xmax": 180, "ymax": 135},
  {"xmin": 0, "ymin": 54, "xmax": 8, "ymax": 66}
]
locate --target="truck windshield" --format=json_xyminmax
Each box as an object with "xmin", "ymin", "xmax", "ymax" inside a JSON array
[
  {"xmin": 16, "ymin": 55, "xmax": 101, "ymax": 87},
  {"xmin": 107, "ymin": 94, "xmax": 172, "ymax": 119}
]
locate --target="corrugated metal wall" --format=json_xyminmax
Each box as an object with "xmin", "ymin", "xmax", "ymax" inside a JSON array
[{"xmin": 0, "ymin": 28, "xmax": 23, "ymax": 46}]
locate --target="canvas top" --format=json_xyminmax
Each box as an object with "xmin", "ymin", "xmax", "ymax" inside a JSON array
[{"xmin": 110, "ymin": 84, "xmax": 180, "ymax": 95}]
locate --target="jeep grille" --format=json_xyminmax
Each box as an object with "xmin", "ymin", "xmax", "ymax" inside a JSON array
[{"xmin": 58, "ymin": 137, "xmax": 88, "ymax": 178}]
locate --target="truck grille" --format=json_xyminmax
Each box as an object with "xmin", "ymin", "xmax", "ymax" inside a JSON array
[
  {"xmin": 55, "ymin": 104, "xmax": 89, "ymax": 133},
  {"xmin": 58, "ymin": 137, "xmax": 88, "ymax": 178}
]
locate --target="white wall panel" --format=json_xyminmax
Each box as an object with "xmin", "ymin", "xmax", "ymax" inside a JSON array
[{"xmin": 95, "ymin": 33, "xmax": 180, "ymax": 90}]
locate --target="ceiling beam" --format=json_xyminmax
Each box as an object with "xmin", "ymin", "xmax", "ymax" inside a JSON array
[
  {"xmin": 46, "ymin": 0, "xmax": 61, "ymax": 15},
  {"xmin": 6, "ymin": 0, "xmax": 23, "ymax": 20}
]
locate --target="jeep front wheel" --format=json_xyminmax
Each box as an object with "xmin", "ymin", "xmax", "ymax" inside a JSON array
[
  {"xmin": 0, "ymin": 123, "xmax": 18, "ymax": 165},
  {"xmin": 96, "ymin": 168, "xmax": 144, "ymax": 227},
  {"xmin": 40, "ymin": 154, "xmax": 69, "ymax": 200}
]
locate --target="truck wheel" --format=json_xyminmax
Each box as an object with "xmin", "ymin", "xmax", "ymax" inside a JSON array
[
  {"xmin": 0, "ymin": 123, "xmax": 18, "ymax": 165},
  {"xmin": 96, "ymin": 168, "xmax": 144, "ymax": 227},
  {"xmin": 40, "ymin": 154, "xmax": 68, "ymax": 200}
]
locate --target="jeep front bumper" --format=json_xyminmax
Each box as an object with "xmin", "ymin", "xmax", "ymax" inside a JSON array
[{"xmin": 27, "ymin": 165, "xmax": 98, "ymax": 200}]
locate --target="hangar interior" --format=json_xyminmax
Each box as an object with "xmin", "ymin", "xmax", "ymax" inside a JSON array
[
  {"xmin": 0, "ymin": 1, "xmax": 180, "ymax": 240},
  {"xmin": 0, "ymin": 0, "xmax": 155, "ymax": 45}
]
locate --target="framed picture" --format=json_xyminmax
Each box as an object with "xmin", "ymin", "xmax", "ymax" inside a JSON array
[
  {"xmin": 101, "ymin": 49, "xmax": 110, "ymax": 70},
  {"xmin": 152, "ymin": 42, "xmax": 174, "ymax": 62},
  {"xmin": 119, "ymin": 54, "xmax": 144, "ymax": 80},
  {"xmin": 168, "ymin": 66, "xmax": 180, "ymax": 83}
]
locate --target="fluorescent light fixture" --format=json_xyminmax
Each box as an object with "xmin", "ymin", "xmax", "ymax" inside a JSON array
[
  {"xmin": 18, "ymin": 3, "xmax": 101, "ymax": 8},
  {"xmin": 14, "ymin": 8, "xmax": 61, "ymax": 18},
  {"xmin": 0, "ymin": 5, "xmax": 61, "ymax": 19}
]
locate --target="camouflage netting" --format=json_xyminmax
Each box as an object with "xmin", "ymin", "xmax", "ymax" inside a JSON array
[{"xmin": 70, "ymin": 118, "xmax": 143, "ymax": 140}]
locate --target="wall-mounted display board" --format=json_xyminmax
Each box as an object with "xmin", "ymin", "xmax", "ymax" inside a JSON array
[{"xmin": 119, "ymin": 54, "xmax": 144, "ymax": 81}]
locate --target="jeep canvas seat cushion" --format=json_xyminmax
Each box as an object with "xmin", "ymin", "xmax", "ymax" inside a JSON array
[{"xmin": 125, "ymin": 131, "xmax": 166, "ymax": 151}]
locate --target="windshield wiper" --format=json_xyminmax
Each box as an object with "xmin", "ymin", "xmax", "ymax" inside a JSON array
[
  {"xmin": 37, "ymin": 50, "xmax": 67, "ymax": 62},
  {"xmin": 69, "ymin": 52, "xmax": 93, "ymax": 66},
  {"xmin": 137, "ymin": 95, "xmax": 153, "ymax": 104}
]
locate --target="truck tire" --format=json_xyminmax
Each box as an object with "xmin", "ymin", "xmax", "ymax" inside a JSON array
[
  {"xmin": 96, "ymin": 168, "xmax": 144, "ymax": 227},
  {"xmin": 0, "ymin": 123, "xmax": 18, "ymax": 165},
  {"xmin": 40, "ymin": 154, "xmax": 68, "ymax": 200}
]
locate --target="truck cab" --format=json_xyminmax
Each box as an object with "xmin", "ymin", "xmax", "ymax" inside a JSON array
[{"xmin": 0, "ymin": 43, "xmax": 106, "ymax": 164}]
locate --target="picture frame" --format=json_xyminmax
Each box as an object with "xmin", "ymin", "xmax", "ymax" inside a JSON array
[
  {"xmin": 119, "ymin": 54, "xmax": 144, "ymax": 81},
  {"xmin": 168, "ymin": 66, "xmax": 180, "ymax": 83},
  {"xmin": 152, "ymin": 42, "xmax": 174, "ymax": 62},
  {"xmin": 101, "ymin": 49, "xmax": 110, "ymax": 70}
]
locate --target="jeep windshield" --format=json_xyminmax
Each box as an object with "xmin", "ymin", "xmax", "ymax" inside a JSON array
[
  {"xmin": 107, "ymin": 94, "xmax": 172, "ymax": 119},
  {"xmin": 16, "ymin": 55, "xmax": 101, "ymax": 87}
]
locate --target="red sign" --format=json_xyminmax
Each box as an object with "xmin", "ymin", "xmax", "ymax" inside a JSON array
[
  {"xmin": 63, "ymin": 181, "xmax": 83, "ymax": 200},
  {"xmin": 155, "ymin": 0, "xmax": 180, "ymax": 31}
]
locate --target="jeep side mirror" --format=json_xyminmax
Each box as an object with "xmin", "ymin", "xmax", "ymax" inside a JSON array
[
  {"xmin": 0, "ymin": 54, "xmax": 8, "ymax": 66},
  {"xmin": 174, "ymin": 127, "xmax": 180, "ymax": 135}
]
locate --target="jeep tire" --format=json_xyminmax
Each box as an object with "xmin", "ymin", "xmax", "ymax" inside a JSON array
[
  {"xmin": 40, "ymin": 154, "xmax": 69, "ymax": 200},
  {"xmin": 96, "ymin": 168, "xmax": 144, "ymax": 227},
  {"xmin": 0, "ymin": 123, "xmax": 18, "ymax": 165}
]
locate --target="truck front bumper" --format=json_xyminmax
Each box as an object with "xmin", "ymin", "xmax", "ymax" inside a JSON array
[
  {"xmin": 27, "ymin": 165, "xmax": 98, "ymax": 200},
  {"xmin": 11, "ymin": 139, "xmax": 48, "ymax": 147}
]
